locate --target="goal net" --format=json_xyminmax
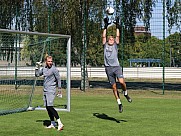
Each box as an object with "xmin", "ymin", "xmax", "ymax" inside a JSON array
[{"xmin": 0, "ymin": 29, "xmax": 71, "ymax": 115}]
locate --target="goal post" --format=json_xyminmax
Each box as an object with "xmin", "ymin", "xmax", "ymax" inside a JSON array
[{"xmin": 0, "ymin": 29, "xmax": 71, "ymax": 115}]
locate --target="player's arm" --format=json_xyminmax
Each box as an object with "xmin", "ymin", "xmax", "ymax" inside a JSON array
[
  {"xmin": 115, "ymin": 28, "xmax": 120, "ymax": 44},
  {"xmin": 35, "ymin": 62, "xmax": 43, "ymax": 77},
  {"xmin": 102, "ymin": 29, "xmax": 107, "ymax": 45},
  {"xmin": 102, "ymin": 17, "xmax": 110, "ymax": 45},
  {"xmin": 114, "ymin": 17, "xmax": 120, "ymax": 44},
  {"xmin": 54, "ymin": 68, "xmax": 61, "ymax": 89},
  {"xmin": 54, "ymin": 68, "xmax": 62, "ymax": 98},
  {"xmin": 35, "ymin": 68, "xmax": 43, "ymax": 77}
]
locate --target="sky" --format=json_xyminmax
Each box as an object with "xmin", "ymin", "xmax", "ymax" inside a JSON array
[
  {"xmin": 108, "ymin": 0, "xmax": 180, "ymax": 39},
  {"xmin": 136, "ymin": 1, "xmax": 180, "ymax": 39}
]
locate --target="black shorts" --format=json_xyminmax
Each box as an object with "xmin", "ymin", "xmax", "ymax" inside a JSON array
[{"xmin": 105, "ymin": 66, "xmax": 124, "ymax": 85}]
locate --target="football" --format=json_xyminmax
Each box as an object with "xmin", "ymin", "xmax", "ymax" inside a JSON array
[{"xmin": 106, "ymin": 7, "xmax": 114, "ymax": 15}]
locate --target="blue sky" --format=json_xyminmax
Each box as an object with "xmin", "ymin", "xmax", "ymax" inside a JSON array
[
  {"xmin": 136, "ymin": 1, "xmax": 180, "ymax": 39},
  {"xmin": 108, "ymin": 0, "xmax": 180, "ymax": 39}
]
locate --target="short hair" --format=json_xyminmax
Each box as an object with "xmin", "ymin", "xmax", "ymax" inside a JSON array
[
  {"xmin": 45, "ymin": 55, "xmax": 53, "ymax": 61},
  {"xmin": 107, "ymin": 35, "xmax": 115, "ymax": 41}
]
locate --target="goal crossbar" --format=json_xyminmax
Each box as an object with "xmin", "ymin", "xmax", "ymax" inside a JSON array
[{"xmin": 0, "ymin": 29, "xmax": 71, "ymax": 115}]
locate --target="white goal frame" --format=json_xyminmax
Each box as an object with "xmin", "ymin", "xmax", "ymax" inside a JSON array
[{"xmin": 0, "ymin": 29, "xmax": 71, "ymax": 112}]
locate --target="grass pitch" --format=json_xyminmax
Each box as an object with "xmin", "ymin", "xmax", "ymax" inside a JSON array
[{"xmin": 0, "ymin": 88, "xmax": 181, "ymax": 136}]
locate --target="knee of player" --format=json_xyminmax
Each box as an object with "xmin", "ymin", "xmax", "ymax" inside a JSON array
[
  {"xmin": 118, "ymin": 78, "xmax": 125, "ymax": 84},
  {"xmin": 111, "ymin": 83, "xmax": 117, "ymax": 89}
]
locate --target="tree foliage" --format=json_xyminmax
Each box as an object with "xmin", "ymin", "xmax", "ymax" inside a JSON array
[
  {"xmin": 0, "ymin": 0, "xmax": 180, "ymax": 67},
  {"xmin": 166, "ymin": 0, "xmax": 181, "ymax": 32}
]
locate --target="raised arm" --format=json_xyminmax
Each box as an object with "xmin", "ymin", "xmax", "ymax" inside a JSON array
[
  {"xmin": 102, "ymin": 17, "xmax": 110, "ymax": 45},
  {"xmin": 53, "ymin": 67, "xmax": 61, "ymax": 89},
  {"xmin": 115, "ymin": 28, "xmax": 120, "ymax": 44},
  {"xmin": 114, "ymin": 17, "xmax": 120, "ymax": 44},
  {"xmin": 35, "ymin": 62, "xmax": 43, "ymax": 77},
  {"xmin": 102, "ymin": 29, "xmax": 107, "ymax": 45},
  {"xmin": 35, "ymin": 68, "xmax": 43, "ymax": 77}
]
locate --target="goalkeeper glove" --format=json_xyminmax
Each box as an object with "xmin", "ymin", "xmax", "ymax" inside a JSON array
[
  {"xmin": 35, "ymin": 62, "xmax": 42, "ymax": 70},
  {"xmin": 113, "ymin": 17, "xmax": 121, "ymax": 29},
  {"xmin": 104, "ymin": 17, "xmax": 111, "ymax": 29},
  {"xmin": 57, "ymin": 90, "xmax": 62, "ymax": 98}
]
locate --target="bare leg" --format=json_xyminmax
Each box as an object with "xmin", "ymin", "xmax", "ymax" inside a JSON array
[
  {"xmin": 117, "ymin": 78, "xmax": 127, "ymax": 91},
  {"xmin": 117, "ymin": 78, "xmax": 132, "ymax": 103},
  {"xmin": 112, "ymin": 83, "xmax": 123, "ymax": 113},
  {"xmin": 112, "ymin": 83, "xmax": 120, "ymax": 99}
]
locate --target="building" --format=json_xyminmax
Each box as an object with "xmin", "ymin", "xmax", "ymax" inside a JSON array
[{"xmin": 134, "ymin": 26, "xmax": 151, "ymax": 37}]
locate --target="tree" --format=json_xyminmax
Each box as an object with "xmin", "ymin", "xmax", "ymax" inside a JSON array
[
  {"xmin": 0, "ymin": 0, "xmax": 180, "ymax": 67},
  {"xmin": 166, "ymin": 0, "xmax": 181, "ymax": 32},
  {"xmin": 0, "ymin": 0, "xmax": 24, "ymax": 62},
  {"xmin": 166, "ymin": 32, "xmax": 181, "ymax": 66}
]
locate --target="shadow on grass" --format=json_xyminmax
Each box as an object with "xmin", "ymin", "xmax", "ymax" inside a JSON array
[
  {"xmin": 93, "ymin": 113, "xmax": 127, "ymax": 123},
  {"xmin": 36, "ymin": 120, "xmax": 51, "ymax": 127},
  {"xmin": 54, "ymin": 104, "xmax": 67, "ymax": 109},
  {"xmin": 34, "ymin": 104, "xmax": 67, "ymax": 109},
  {"xmin": 2, "ymin": 79, "xmax": 179, "ymax": 91},
  {"xmin": 70, "ymin": 80, "xmax": 181, "ymax": 91},
  {"xmin": 150, "ymin": 90, "xmax": 164, "ymax": 95}
]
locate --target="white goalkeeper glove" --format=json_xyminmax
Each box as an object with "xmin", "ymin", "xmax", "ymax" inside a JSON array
[
  {"xmin": 35, "ymin": 62, "xmax": 42, "ymax": 69},
  {"xmin": 57, "ymin": 90, "xmax": 62, "ymax": 98}
]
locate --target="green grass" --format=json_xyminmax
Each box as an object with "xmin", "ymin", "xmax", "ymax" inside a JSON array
[{"xmin": 0, "ymin": 89, "xmax": 181, "ymax": 136}]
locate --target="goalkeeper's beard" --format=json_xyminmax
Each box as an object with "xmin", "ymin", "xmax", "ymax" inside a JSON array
[{"xmin": 46, "ymin": 63, "xmax": 53, "ymax": 68}]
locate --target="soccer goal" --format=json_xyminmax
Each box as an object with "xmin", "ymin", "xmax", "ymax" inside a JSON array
[{"xmin": 0, "ymin": 29, "xmax": 71, "ymax": 115}]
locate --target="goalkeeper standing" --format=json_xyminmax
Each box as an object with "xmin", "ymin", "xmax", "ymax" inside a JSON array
[
  {"xmin": 102, "ymin": 17, "xmax": 132, "ymax": 113},
  {"xmin": 35, "ymin": 55, "xmax": 64, "ymax": 131}
]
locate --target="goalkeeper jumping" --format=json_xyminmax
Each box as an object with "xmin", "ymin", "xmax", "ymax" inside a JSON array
[
  {"xmin": 102, "ymin": 17, "xmax": 132, "ymax": 113},
  {"xmin": 35, "ymin": 55, "xmax": 64, "ymax": 131}
]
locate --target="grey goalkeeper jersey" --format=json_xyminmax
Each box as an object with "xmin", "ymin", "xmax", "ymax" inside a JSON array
[
  {"xmin": 35, "ymin": 65, "xmax": 61, "ymax": 93},
  {"xmin": 104, "ymin": 42, "xmax": 120, "ymax": 66}
]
